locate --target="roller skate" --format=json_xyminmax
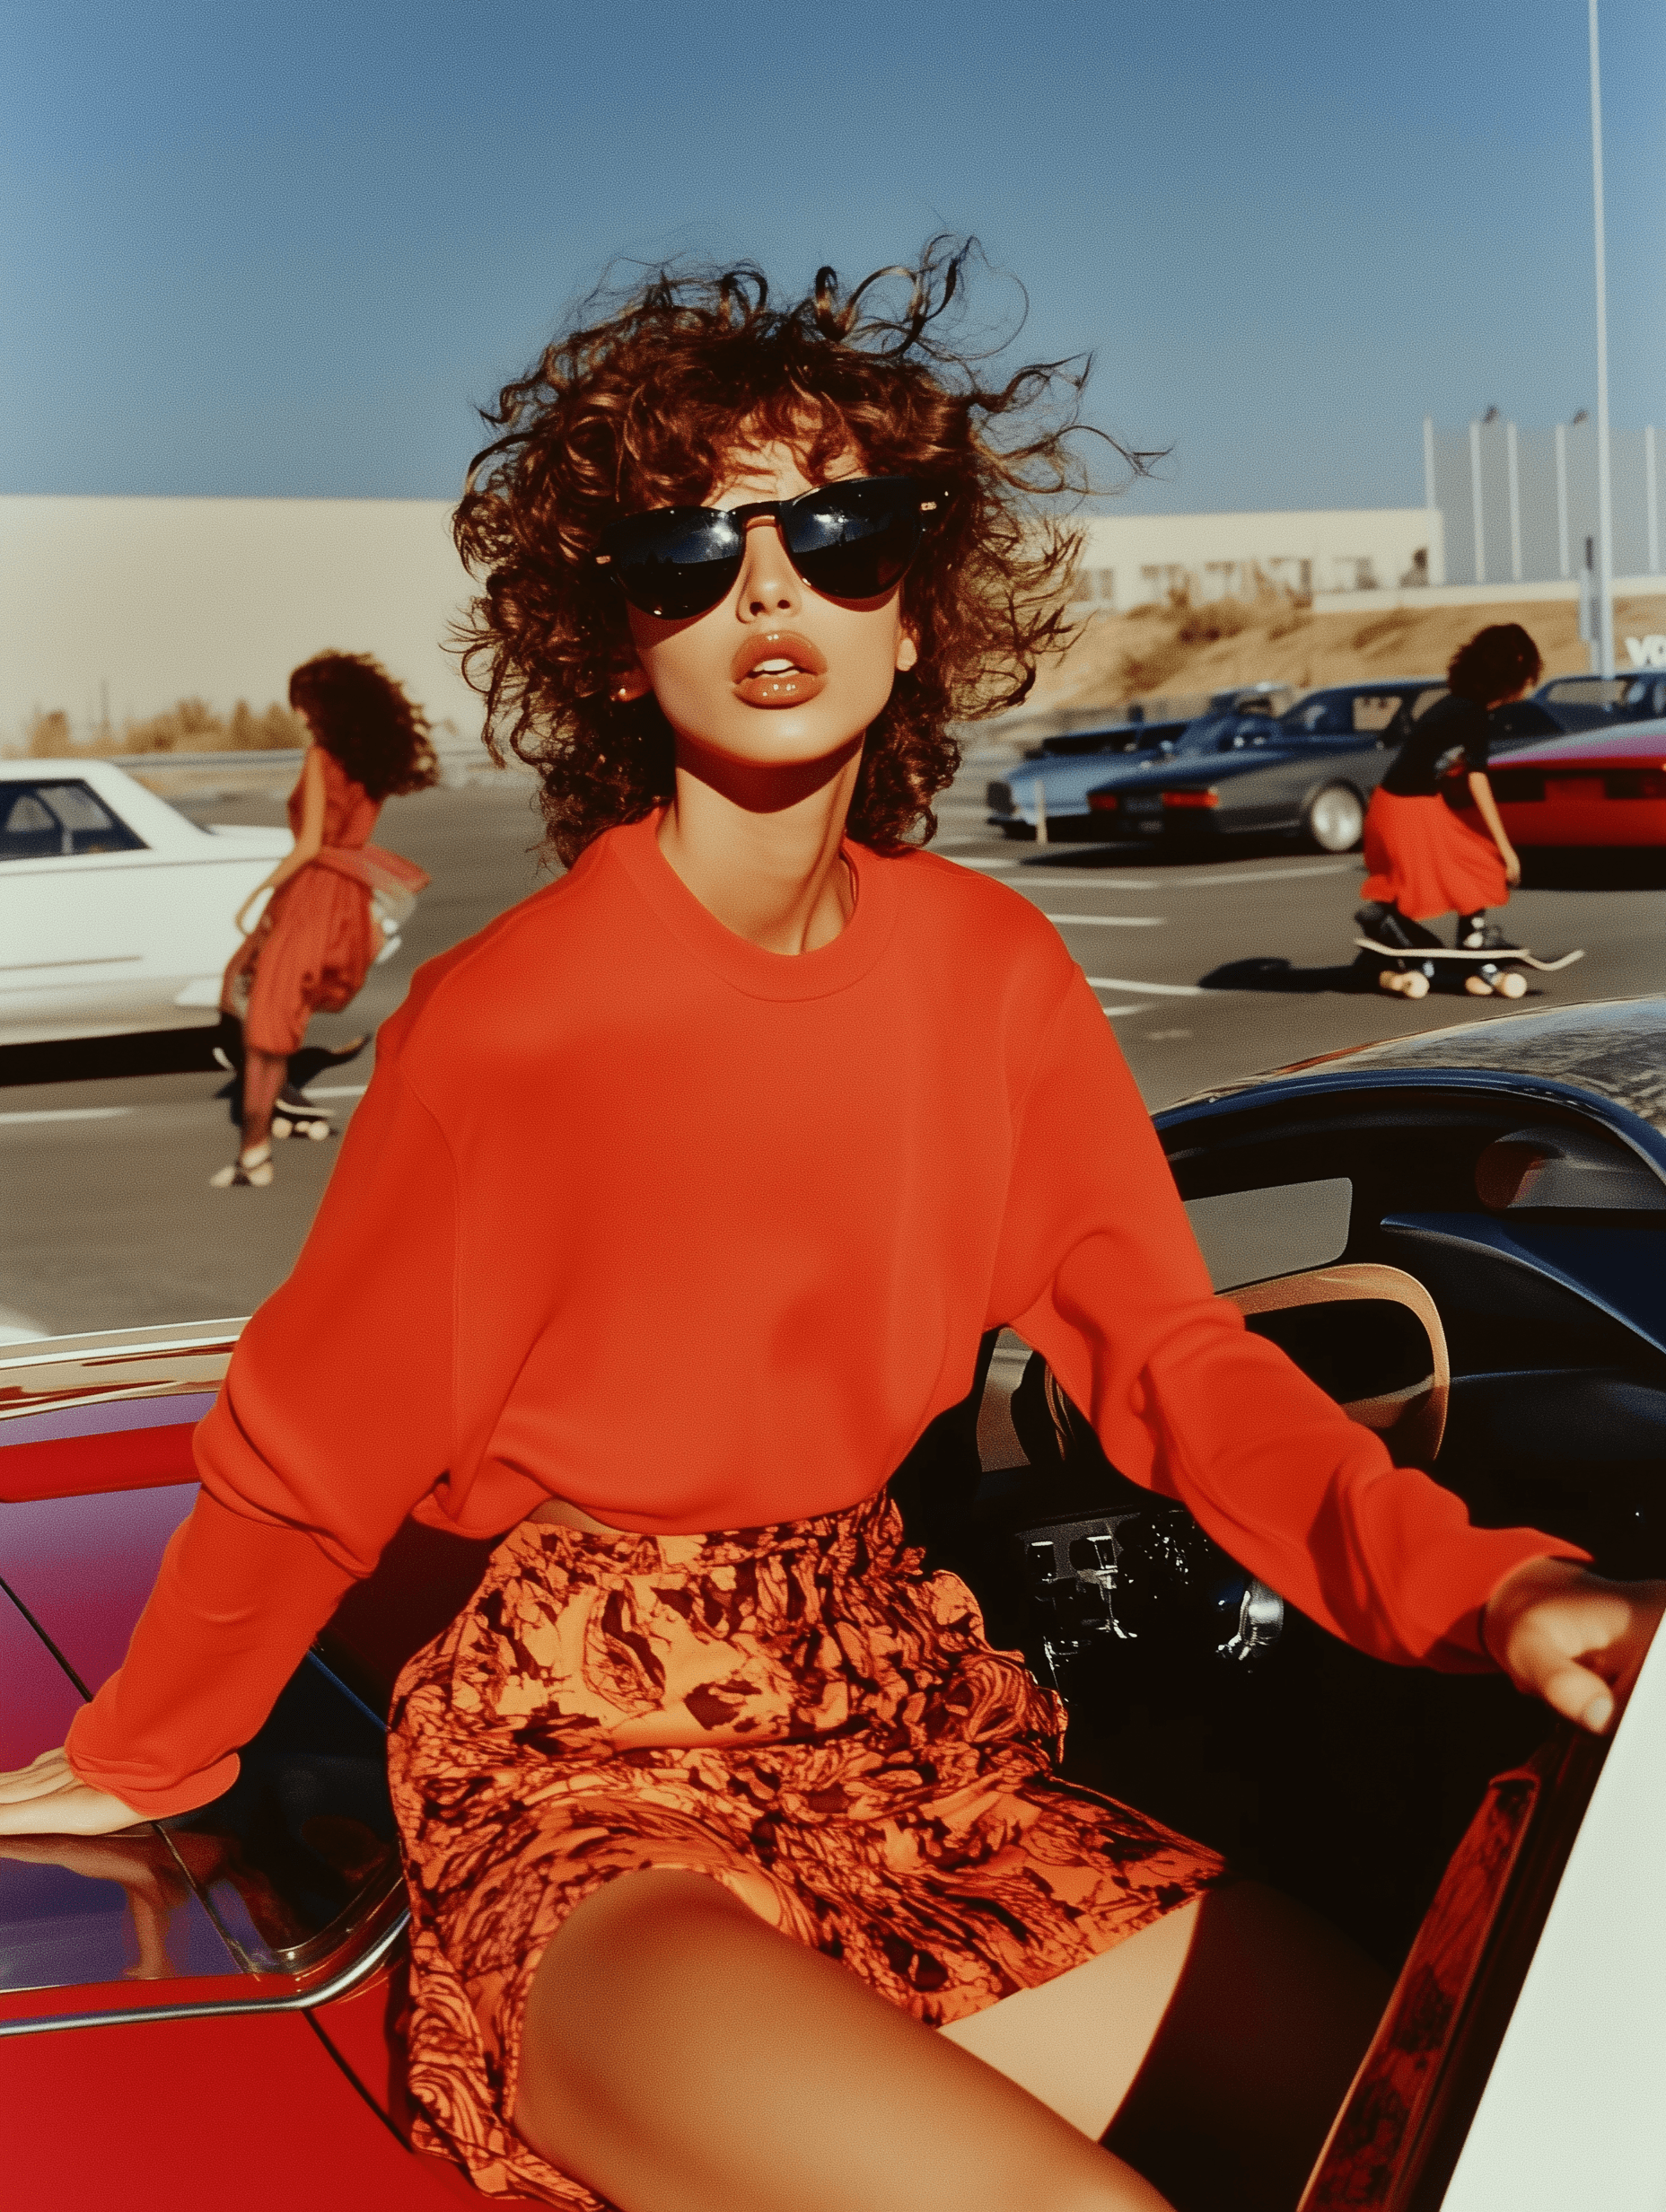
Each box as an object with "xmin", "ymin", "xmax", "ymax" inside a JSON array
[
  {"xmin": 1354, "ymin": 904, "xmax": 1441, "ymax": 999},
  {"xmin": 270, "ymin": 1084, "xmax": 334, "ymax": 1142}
]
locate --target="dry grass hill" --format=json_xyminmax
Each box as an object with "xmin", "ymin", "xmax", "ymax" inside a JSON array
[{"xmin": 1026, "ymin": 588, "xmax": 1666, "ymax": 720}]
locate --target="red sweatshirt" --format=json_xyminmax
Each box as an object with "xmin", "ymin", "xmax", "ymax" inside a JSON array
[{"xmin": 67, "ymin": 812, "xmax": 1561, "ymax": 1814}]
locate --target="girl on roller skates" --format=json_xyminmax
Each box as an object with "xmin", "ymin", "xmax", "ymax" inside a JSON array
[
  {"xmin": 213, "ymin": 651, "xmax": 438, "ymax": 1187},
  {"xmin": 4, "ymin": 250, "xmax": 1661, "ymax": 2212},
  {"xmin": 1356, "ymin": 622, "xmax": 1542, "ymax": 994}
]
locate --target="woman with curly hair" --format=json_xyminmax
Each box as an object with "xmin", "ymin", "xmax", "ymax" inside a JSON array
[
  {"xmin": 3, "ymin": 247, "xmax": 1658, "ymax": 2212},
  {"xmin": 1356, "ymin": 622, "xmax": 1544, "ymax": 981},
  {"xmin": 213, "ymin": 650, "xmax": 437, "ymax": 1187}
]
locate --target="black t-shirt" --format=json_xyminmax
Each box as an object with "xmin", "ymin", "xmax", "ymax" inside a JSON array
[{"xmin": 1381, "ymin": 693, "xmax": 1491, "ymax": 796}]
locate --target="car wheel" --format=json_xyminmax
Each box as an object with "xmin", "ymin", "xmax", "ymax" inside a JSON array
[{"xmin": 1303, "ymin": 784, "xmax": 1364, "ymax": 853}]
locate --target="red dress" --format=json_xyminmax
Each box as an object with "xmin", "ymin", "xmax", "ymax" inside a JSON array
[{"xmin": 220, "ymin": 748, "xmax": 429, "ymax": 1056}]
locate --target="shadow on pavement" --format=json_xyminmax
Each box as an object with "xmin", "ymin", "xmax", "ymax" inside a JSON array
[
  {"xmin": 1199, "ymin": 956, "xmax": 1370, "ymax": 994},
  {"xmin": 0, "ymin": 1022, "xmax": 367, "ymax": 1094}
]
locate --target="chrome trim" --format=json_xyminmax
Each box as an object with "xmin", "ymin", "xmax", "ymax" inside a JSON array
[{"xmin": 0, "ymin": 1905, "xmax": 409, "ymax": 2041}]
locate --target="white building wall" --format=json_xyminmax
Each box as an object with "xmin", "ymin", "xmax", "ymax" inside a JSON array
[
  {"xmin": 1068, "ymin": 507, "xmax": 1447, "ymax": 610},
  {"xmin": 0, "ymin": 496, "xmax": 478, "ymax": 748}
]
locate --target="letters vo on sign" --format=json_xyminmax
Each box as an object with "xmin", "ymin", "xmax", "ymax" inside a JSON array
[{"xmin": 1624, "ymin": 636, "xmax": 1666, "ymax": 670}]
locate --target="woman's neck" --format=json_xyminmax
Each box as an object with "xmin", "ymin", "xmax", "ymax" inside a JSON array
[{"xmin": 655, "ymin": 735, "xmax": 864, "ymax": 954}]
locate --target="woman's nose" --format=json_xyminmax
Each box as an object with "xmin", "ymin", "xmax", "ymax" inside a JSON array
[{"xmin": 736, "ymin": 516, "xmax": 801, "ymax": 618}]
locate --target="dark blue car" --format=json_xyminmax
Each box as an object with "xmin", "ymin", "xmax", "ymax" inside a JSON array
[{"xmin": 1084, "ymin": 679, "xmax": 1451, "ymax": 851}]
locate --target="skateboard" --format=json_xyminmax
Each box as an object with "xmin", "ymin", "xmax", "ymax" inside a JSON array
[{"xmin": 1354, "ymin": 935, "xmax": 1584, "ymax": 1001}]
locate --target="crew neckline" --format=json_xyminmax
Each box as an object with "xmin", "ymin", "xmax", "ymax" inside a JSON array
[{"xmin": 607, "ymin": 809, "xmax": 900, "ymax": 1002}]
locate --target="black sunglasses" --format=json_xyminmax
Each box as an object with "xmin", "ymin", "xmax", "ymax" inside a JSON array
[{"xmin": 595, "ymin": 475, "xmax": 944, "ymax": 620}]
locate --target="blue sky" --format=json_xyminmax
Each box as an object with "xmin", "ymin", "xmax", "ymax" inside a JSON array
[{"xmin": 3, "ymin": 0, "xmax": 1662, "ymax": 514}]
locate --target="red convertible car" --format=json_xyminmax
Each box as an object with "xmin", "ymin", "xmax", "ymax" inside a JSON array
[
  {"xmin": 5, "ymin": 997, "xmax": 1666, "ymax": 2208},
  {"xmin": 1449, "ymin": 718, "xmax": 1666, "ymax": 847}
]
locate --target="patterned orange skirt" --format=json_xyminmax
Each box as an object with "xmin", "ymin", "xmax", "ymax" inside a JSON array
[{"xmin": 386, "ymin": 1492, "xmax": 1227, "ymax": 2208}]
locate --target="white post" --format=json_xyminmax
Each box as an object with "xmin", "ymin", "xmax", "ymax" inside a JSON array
[
  {"xmin": 1506, "ymin": 419, "xmax": 1522, "ymax": 584},
  {"xmin": 1034, "ymin": 779, "xmax": 1048, "ymax": 846},
  {"xmin": 1556, "ymin": 421, "xmax": 1571, "ymax": 575},
  {"xmin": 1469, "ymin": 417, "xmax": 1486, "ymax": 584},
  {"xmin": 1647, "ymin": 426, "xmax": 1661, "ymax": 575},
  {"xmin": 1423, "ymin": 414, "xmax": 1437, "ymax": 513},
  {"xmin": 1589, "ymin": 0, "xmax": 1616, "ymax": 677}
]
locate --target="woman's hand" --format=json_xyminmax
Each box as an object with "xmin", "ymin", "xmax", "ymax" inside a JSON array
[
  {"xmin": 1483, "ymin": 1558, "xmax": 1666, "ymax": 1734},
  {"xmin": 1502, "ymin": 847, "xmax": 1522, "ymax": 887},
  {"xmin": 233, "ymin": 886, "xmax": 267, "ymax": 935},
  {"xmin": 0, "ymin": 1746, "xmax": 145, "ymax": 1837}
]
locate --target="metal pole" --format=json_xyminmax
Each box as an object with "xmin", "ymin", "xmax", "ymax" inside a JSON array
[
  {"xmin": 1469, "ymin": 417, "xmax": 1486, "ymax": 584},
  {"xmin": 1589, "ymin": 0, "xmax": 1616, "ymax": 676},
  {"xmin": 1506, "ymin": 420, "xmax": 1522, "ymax": 583},
  {"xmin": 1647, "ymin": 426, "xmax": 1661, "ymax": 575},
  {"xmin": 1423, "ymin": 414, "xmax": 1437, "ymax": 512},
  {"xmin": 1556, "ymin": 421, "xmax": 1571, "ymax": 575}
]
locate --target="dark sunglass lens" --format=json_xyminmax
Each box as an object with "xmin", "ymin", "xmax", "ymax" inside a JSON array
[
  {"xmin": 786, "ymin": 479, "xmax": 925, "ymax": 600},
  {"xmin": 602, "ymin": 507, "xmax": 745, "ymax": 618}
]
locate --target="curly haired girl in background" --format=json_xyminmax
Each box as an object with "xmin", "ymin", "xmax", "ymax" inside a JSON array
[
  {"xmin": 214, "ymin": 650, "xmax": 437, "ymax": 1187},
  {"xmin": 4, "ymin": 247, "xmax": 1659, "ymax": 2212}
]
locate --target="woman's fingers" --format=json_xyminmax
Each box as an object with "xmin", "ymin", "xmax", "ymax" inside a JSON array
[
  {"xmin": 0, "ymin": 1778, "xmax": 146, "ymax": 1836},
  {"xmin": 0, "ymin": 1746, "xmax": 75, "ymax": 1799},
  {"xmin": 1485, "ymin": 1562, "xmax": 1666, "ymax": 1734}
]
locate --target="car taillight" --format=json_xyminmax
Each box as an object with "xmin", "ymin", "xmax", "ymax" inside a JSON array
[
  {"xmin": 1087, "ymin": 790, "xmax": 1118, "ymax": 812},
  {"xmin": 1603, "ymin": 768, "xmax": 1666, "ymax": 800},
  {"xmin": 1162, "ymin": 788, "xmax": 1220, "ymax": 809}
]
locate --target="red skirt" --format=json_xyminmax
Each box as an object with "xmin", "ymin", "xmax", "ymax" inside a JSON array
[
  {"xmin": 1360, "ymin": 788, "xmax": 1508, "ymax": 921},
  {"xmin": 386, "ymin": 1493, "xmax": 1227, "ymax": 2207}
]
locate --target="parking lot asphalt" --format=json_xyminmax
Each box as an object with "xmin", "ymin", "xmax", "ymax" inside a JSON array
[{"xmin": 3, "ymin": 755, "xmax": 1662, "ymax": 1338}]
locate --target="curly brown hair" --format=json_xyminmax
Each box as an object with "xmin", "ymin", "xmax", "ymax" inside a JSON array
[
  {"xmin": 1446, "ymin": 623, "xmax": 1544, "ymax": 706},
  {"xmin": 287, "ymin": 651, "xmax": 441, "ymax": 803},
  {"xmin": 453, "ymin": 240, "xmax": 1140, "ymax": 864}
]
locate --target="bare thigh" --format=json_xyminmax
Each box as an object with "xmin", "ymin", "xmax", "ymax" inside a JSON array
[{"xmin": 513, "ymin": 1869, "xmax": 1173, "ymax": 2212}]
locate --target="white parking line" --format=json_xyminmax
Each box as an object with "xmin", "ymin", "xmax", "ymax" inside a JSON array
[
  {"xmin": 1041, "ymin": 914, "xmax": 1163, "ymax": 927},
  {"xmin": 1084, "ymin": 976, "xmax": 1206, "ymax": 997},
  {"xmin": 303, "ymin": 1084, "xmax": 368, "ymax": 1099},
  {"xmin": 0, "ymin": 1107, "xmax": 133, "ymax": 1125},
  {"xmin": 1098, "ymin": 1005, "xmax": 1152, "ymax": 1017}
]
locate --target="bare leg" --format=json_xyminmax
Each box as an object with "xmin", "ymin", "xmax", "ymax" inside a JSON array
[
  {"xmin": 241, "ymin": 1047, "xmax": 286, "ymax": 1152},
  {"xmin": 513, "ymin": 1870, "xmax": 1173, "ymax": 2212}
]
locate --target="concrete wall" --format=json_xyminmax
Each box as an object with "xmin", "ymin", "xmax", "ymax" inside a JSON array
[
  {"xmin": 1069, "ymin": 506, "xmax": 1447, "ymax": 610},
  {"xmin": 0, "ymin": 495, "xmax": 478, "ymax": 748}
]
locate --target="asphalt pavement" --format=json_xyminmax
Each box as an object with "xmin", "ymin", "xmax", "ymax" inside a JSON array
[{"xmin": 2, "ymin": 754, "xmax": 1662, "ymax": 1339}]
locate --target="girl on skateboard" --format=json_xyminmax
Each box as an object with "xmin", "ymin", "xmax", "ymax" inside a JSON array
[
  {"xmin": 1357, "ymin": 622, "xmax": 1542, "ymax": 990},
  {"xmin": 213, "ymin": 651, "xmax": 437, "ymax": 1187},
  {"xmin": 4, "ymin": 250, "xmax": 1660, "ymax": 2212}
]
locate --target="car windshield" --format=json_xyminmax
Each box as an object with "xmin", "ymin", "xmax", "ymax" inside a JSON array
[
  {"xmin": 1171, "ymin": 712, "xmax": 1261, "ymax": 756},
  {"xmin": 1277, "ymin": 689, "xmax": 1402, "ymax": 738}
]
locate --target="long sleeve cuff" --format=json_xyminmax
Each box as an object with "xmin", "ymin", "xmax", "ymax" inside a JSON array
[{"xmin": 65, "ymin": 1489, "xmax": 356, "ymax": 1818}]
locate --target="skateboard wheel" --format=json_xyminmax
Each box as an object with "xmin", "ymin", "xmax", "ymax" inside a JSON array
[
  {"xmin": 1464, "ymin": 974, "xmax": 1495, "ymax": 997},
  {"xmin": 1377, "ymin": 970, "xmax": 1401, "ymax": 993},
  {"xmin": 1401, "ymin": 971, "xmax": 1430, "ymax": 999},
  {"xmin": 305, "ymin": 1121, "xmax": 329, "ymax": 1141},
  {"xmin": 271, "ymin": 1116, "xmax": 294, "ymax": 1139},
  {"xmin": 1495, "ymin": 970, "xmax": 1527, "ymax": 998}
]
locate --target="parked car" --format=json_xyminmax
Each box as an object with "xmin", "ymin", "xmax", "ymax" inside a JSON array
[
  {"xmin": 5, "ymin": 997, "xmax": 1664, "ymax": 2208},
  {"xmin": 0, "ymin": 758, "xmax": 295, "ymax": 1048},
  {"xmin": 1535, "ymin": 672, "xmax": 1666, "ymax": 734},
  {"xmin": 1083, "ymin": 679, "xmax": 1449, "ymax": 851},
  {"xmin": 1444, "ymin": 716, "xmax": 1666, "ymax": 849},
  {"xmin": 986, "ymin": 688, "xmax": 1291, "ymax": 838}
]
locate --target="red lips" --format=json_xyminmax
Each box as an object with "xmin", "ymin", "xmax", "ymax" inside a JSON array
[{"xmin": 731, "ymin": 630, "xmax": 829, "ymax": 708}]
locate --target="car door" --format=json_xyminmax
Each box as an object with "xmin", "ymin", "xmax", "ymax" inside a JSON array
[{"xmin": 0, "ymin": 777, "xmax": 156, "ymax": 1040}]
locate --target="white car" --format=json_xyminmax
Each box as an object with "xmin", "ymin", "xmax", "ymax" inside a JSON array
[{"xmin": 0, "ymin": 756, "xmax": 293, "ymax": 1046}]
